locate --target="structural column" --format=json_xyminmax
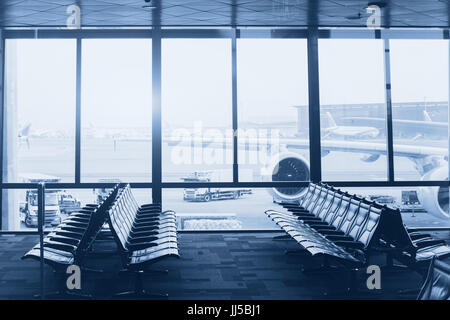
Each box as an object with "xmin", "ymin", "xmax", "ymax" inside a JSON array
[
  {"xmin": 152, "ymin": 5, "xmax": 162, "ymax": 204},
  {"xmin": 307, "ymin": 27, "xmax": 322, "ymax": 183},
  {"xmin": 232, "ymin": 28, "xmax": 238, "ymax": 183},
  {"xmin": 0, "ymin": 28, "xmax": 4, "ymax": 230},
  {"xmin": 383, "ymin": 38, "xmax": 395, "ymax": 182},
  {"xmin": 75, "ymin": 38, "xmax": 82, "ymax": 183}
]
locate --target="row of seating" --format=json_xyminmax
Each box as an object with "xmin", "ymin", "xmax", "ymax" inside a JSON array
[
  {"xmin": 106, "ymin": 184, "xmax": 179, "ymax": 297},
  {"xmin": 266, "ymin": 183, "xmax": 450, "ymax": 271},
  {"xmin": 266, "ymin": 184, "xmax": 388, "ymax": 267},
  {"xmin": 418, "ymin": 256, "xmax": 450, "ymax": 300},
  {"xmin": 22, "ymin": 185, "xmax": 119, "ymax": 271},
  {"xmin": 22, "ymin": 184, "xmax": 179, "ymax": 298}
]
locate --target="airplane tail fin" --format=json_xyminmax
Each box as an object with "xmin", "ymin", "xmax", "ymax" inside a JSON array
[
  {"xmin": 322, "ymin": 112, "xmax": 337, "ymax": 129},
  {"xmin": 423, "ymin": 110, "xmax": 432, "ymax": 122},
  {"xmin": 19, "ymin": 123, "xmax": 31, "ymax": 137}
]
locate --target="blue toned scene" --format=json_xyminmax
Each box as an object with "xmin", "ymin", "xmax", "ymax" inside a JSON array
[{"xmin": 0, "ymin": 0, "xmax": 449, "ymax": 305}]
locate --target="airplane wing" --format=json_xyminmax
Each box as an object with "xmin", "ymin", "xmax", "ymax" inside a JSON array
[
  {"xmin": 168, "ymin": 135, "xmax": 446, "ymax": 157},
  {"xmin": 281, "ymin": 138, "xmax": 446, "ymax": 159},
  {"xmin": 166, "ymin": 135, "xmax": 447, "ymax": 175}
]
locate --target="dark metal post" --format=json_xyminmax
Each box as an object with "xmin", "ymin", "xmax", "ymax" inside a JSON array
[
  {"xmin": 307, "ymin": 27, "xmax": 322, "ymax": 183},
  {"xmin": 37, "ymin": 183, "xmax": 45, "ymax": 299},
  {"xmin": 383, "ymin": 38, "xmax": 395, "ymax": 182},
  {"xmin": 232, "ymin": 28, "xmax": 238, "ymax": 183},
  {"xmin": 75, "ymin": 38, "xmax": 82, "ymax": 183},
  {"xmin": 0, "ymin": 29, "xmax": 4, "ymax": 230},
  {"xmin": 152, "ymin": 4, "xmax": 162, "ymax": 204}
]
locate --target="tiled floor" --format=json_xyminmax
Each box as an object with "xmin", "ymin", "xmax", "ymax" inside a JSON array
[{"xmin": 0, "ymin": 232, "xmax": 435, "ymax": 300}]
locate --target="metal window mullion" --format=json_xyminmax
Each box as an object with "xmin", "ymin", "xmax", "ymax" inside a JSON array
[
  {"xmin": 75, "ymin": 38, "xmax": 81, "ymax": 183},
  {"xmin": 37, "ymin": 183, "xmax": 45, "ymax": 299},
  {"xmin": 307, "ymin": 27, "xmax": 322, "ymax": 183},
  {"xmin": 232, "ymin": 28, "xmax": 238, "ymax": 183},
  {"xmin": 383, "ymin": 38, "xmax": 395, "ymax": 182},
  {"xmin": 447, "ymin": 30, "xmax": 450, "ymax": 193},
  {"xmin": 152, "ymin": 5, "xmax": 162, "ymax": 204},
  {"xmin": 0, "ymin": 29, "xmax": 4, "ymax": 230}
]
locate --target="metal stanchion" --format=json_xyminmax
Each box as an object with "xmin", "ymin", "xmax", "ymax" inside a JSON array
[{"xmin": 38, "ymin": 183, "xmax": 45, "ymax": 299}]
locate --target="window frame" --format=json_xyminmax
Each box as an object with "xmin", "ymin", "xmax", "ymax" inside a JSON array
[{"xmin": 1, "ymin": 27, "xmax": 449, "ymax": 233}]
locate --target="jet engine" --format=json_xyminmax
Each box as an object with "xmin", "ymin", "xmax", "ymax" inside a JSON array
[
  {"xmin": 266, "ymin": 153, "xmax": 311, "ymax": 201},
  {"xmin": 418, "ymin": 166, "xmax": 449, "ymax": 220},
  {"xmin": 266, "ymin": 153, "xmax": 450, "ymax": 220}
]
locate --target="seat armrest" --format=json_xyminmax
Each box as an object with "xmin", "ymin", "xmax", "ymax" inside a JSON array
[
  {"xmin": 300, "ymin": 217, "xmax": 322, "ymax": 222},
  {"xmin": 318, "ymin": 230, "xmax": 344, "ymax": 235},
  {"xmin": 61, "ymin": 221, "xmax": 88, "ymax": 228},
  {"xmin": 127, "ymin": 242, "xmax": 158, "ymax": 251},
  {"xmin": 43, "ymin": 242, "xmax": 76, "ymax": 253},
  {"xmin": 136, "ymin": 212, "xmax": 163, "ymax": 218},
  {"xmin": 132, "ymin": 223, "xmax": 160, "ymax": 229},
  {"xmin": 291, "ymin": 210, "xmax": 311, "ymax": 215},
  {"xmin": 138, "ymin": 209, "xmax": 161, "ymax": 214},
  {"xmin": 410, "ymin": 234, "xmax": 431, "ymax": 241},
  {"xmin": 334, "ymin": 241, "xmax": 365, "ymax": 250},
  {"xmin": 308, "ymin": 222, "xmax": 331, "ymax": 227},
  {"xmin": 415, "ymin": 239, "xmax": 446, "ymax": 249},
  {"xmin": 141, "ymin": 203, "xmax": 161, "ymax": 209},
  {"xmin": 128, "ymin": 234, "xmax": 159, "ymax": 243},
  {"xmin": 131, "ymin": 229, "xmax": 161, "ymax": 237},
  {"xmin": 48, "ymin": 236, "xmax": 79, "ymax": 246},
  {"xmin": 60, "ymin": 225, "xmax": 85, "ymax": 233},
  {"xmin": 326, "ymin": 235, "xmax": 354, "ymax": 242},
  {"xmin": 53, "ymin": 230, "xmax": 84, "ymax": 238}
]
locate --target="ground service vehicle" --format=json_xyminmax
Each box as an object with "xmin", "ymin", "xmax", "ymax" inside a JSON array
[
  {"xmin": 182, "ymin": 171, "xmax": 252, "ymax": 202},
  {"xmin": 58, "ymin": 192, "xmax": 82, "ymax": 214},
  {"xmin": 19, "ymin": 174, "xmax": 62, "ymax": 228},
  {"xmin": 94, "ymin": 179, "xmax": 122, "ymax": 204}
]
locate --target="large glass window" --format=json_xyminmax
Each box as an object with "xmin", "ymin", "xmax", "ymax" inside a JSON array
[
  {"xmin": 4, "ymin": 39, "xmax": 76, "ymax": 183},
  {"xmin": 162, "ymin": 39, "xmax": 232, "ymax": 182},
  {"xmin": 390, "ymin": 40, "xmax": 449, "ymax": 181},
  {"xmin": 237, "ymin": 39, "xmax": 309, "ymax": 183},
  {"xmin": 81, "ymin": 39, "xmax": 152, "ymax": 183},
  {"xmin": 344, "ymin": 187, "xmax": 450, "ymax": 228},
  {"xmin": 318, "ymin": 39, "xmax": 387, "ymax": 181},
  {"xmin": 163, "ymin": 188, "xmax": 278, "ymax": 230}
]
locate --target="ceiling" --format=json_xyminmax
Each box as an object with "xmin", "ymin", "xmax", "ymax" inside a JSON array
[{"xmin": 0, "ymin": 0, "xmax": 449, "ymax": 28}]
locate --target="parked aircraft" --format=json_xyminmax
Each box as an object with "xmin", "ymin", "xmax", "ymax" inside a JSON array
[
  {"xmin": 342, "ymin": 110, "xmax": 447, "ymax": 139},
  {"xmin": 18, "ymin": 123, "xmax": 31, "ymax": 149},
  {"xmin": 167, "ymin": 133, "xmax": 450, "ymax": 220},
  {"xmin": 322, "ymin": 112, "xmax": 379, "ymax": 139}
]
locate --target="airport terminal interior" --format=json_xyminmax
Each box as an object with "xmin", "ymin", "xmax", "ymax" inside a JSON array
[{"xmin": 1, "ymin": 0, "xmax": 450, "ymax": 300}]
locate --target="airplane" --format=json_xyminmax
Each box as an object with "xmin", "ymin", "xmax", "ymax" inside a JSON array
[
  {"xmin": 321, "ymin": 112, "xmax": 379, "ymax": 139},
  {"xmin": 166, "ymin": 132, "xmax": 450, "ymax": 221},
  {"xmin": 110, "ymin": 111, "xmax": 450, "ymax": 221},
  {"xmin": 18, "ymin": 123, "xmax": 31, "ymax": 149},
  {"xmin": 342, "ymin": 110, "xmax": 447, "ymax": 139}
]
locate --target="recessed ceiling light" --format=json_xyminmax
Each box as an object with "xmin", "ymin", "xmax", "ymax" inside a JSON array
[
  {"xmin": 367, "ymin": 1, "xmax": 387, "ymax": 8},
  {"xmin": 142, "ymin": 0, "xmax": 156, "ymax": 9}
]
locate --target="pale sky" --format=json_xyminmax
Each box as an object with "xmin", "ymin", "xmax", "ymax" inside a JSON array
[{"xmin": 5, "ymin": 38, "xmax": 449, "ymax": 133}]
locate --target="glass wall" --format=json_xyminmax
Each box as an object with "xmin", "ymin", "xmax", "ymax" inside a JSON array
[
  {"xmin": 163, "ymin": 188, "xmax": 278, "ymax": 230},
  {"xmin": 81, "ymin": 39, "xmax": 152, "ymax": 183},
  {"xmin": 345, "ymin": 186, "xmax": 450, "ymax": 228},
  {"xmin": 1, "ymin": 32, "xmax": 450, "ymax": 231},
  {"xmin": 318, "ymin": 39, "xmax": 387, "ymax": 181},
  {"xmin": 237, "ymin": 39, "xmax": 309, "ymax": 183},
  {"xmin": 4, "ymin": 39, "xmax": 76, "ymax": 183},
  {"xmin": 162, "ymin": 39, "xmax": 232, "ymax": 183},
  {"xmin": 390, "ymin": 40, "xmax": 449, "ymax": 181}
]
